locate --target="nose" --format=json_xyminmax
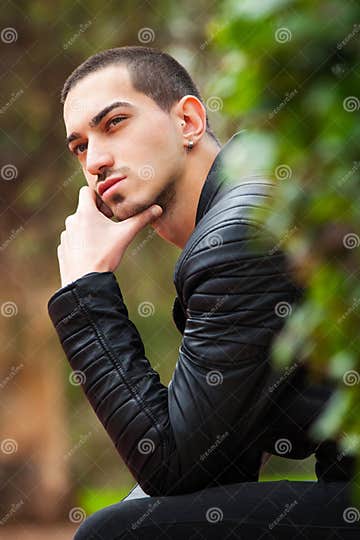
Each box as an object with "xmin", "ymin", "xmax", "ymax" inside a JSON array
[{"xmin": 85, "ymin": 140, "xmax": 114, "ymax": 177}]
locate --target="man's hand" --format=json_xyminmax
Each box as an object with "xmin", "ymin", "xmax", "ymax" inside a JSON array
[
  {"xmin": 57, "ymin": 186, "xmax": 163, "ymax": 288},
  {"xmin": 95, "ymin": 191, "xmax": 114, "ymax": 219}
]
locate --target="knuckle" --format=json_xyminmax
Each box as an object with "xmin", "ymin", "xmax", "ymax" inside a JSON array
[{"xmin": 64, "ymin": 214, "xmax": 75, "ymax": 227}]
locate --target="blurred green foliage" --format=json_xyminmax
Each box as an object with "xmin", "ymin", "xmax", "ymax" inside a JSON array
[{"xmin": 205, "ymin": 0, "xmax": 360, "ymax": 488}]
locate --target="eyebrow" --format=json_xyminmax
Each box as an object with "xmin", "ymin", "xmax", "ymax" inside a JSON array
[{"xmin": 66, "ymin": 100, "xmax": 135, "ymax": 148}]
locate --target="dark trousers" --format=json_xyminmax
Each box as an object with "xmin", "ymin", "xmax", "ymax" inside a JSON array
[{"xmin": 73, "ymin": 480, "xmax": 360, "ymax": 539}]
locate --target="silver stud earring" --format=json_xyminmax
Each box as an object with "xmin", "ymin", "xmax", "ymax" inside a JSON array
[{"xmin": 187, "ymin": 140, "xmax": 194, "ymax": 150}]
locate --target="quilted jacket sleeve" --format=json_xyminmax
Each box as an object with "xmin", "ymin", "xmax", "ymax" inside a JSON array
[{"xmin": 47, "ymin": 219, "xmax": 319, "ymax": 496}]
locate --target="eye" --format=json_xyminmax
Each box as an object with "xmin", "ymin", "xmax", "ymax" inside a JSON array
[
  {"xmin": 73, "ymin": 142, "xmax": 87, "ymax": 155},
  {"xmin": 106, "ymin": 116, "xmax": 127, "ymax": 129}
]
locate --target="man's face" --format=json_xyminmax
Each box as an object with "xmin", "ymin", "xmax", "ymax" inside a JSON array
[{"xmin": 63, "ymin": 64, "xmax": 186, "ymax": 221}]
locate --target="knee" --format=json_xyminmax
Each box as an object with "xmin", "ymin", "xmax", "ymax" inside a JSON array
[
  {"xmin": 73, "ymin": 510, "xmax": 104, "ymax": 540},
  {"xmin": 73, "ymin": 502, "xmax": 133, "ymax": 540}
]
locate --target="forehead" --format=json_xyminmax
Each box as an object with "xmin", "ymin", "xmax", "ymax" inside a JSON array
[{"xmin": 63, "ymin": 64, "xmax": 157, "ymax": 129}]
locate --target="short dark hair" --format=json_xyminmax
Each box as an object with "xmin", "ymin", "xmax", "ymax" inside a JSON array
[{"xmin": 61, "ymin": 46, "xmax": 221, "ymax": 146}]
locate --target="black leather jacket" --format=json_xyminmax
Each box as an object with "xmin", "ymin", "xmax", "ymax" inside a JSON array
[{"xmin": 48, "ymin": 131, "xmax": 354, "ymax": 496}]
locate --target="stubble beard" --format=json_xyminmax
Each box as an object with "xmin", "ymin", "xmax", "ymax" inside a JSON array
[{"xmin": 111, "ymin": 174, "xmax": 178, "ymax": 222}]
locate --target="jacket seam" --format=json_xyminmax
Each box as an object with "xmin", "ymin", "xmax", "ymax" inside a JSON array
[
  {"xmin": 176, "ymin": 218, "xmax": 269, "ymax": 282},
  {"xmin": 70, "ymin": 286, "xmax": 167, "ymax": 467},
  {"xmin": 184, "ymin": 255, "xmax": 285, "ymax": 282}
]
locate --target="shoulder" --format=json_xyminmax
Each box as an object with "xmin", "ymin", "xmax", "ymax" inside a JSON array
[
  {"xmin": 176, "ymin": 177, "xmax": 281, "ymax": 289},
  {"xmin": 175, "ymin": 177, "xmax": 304, "ymax": 312}
]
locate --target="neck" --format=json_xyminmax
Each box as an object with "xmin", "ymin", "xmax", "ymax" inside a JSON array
[{"xmin": 151, "ymin": 137, "xmax": 221, "ymax": 249}]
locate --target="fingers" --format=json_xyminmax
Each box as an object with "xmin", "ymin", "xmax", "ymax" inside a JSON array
[
  {"xmin": 123, "ymin": 205, "xmax": 163, "ymax": 238},
  {"xmin": 77, "ymin": 186, "xmax": 114, "ymax": 219},
  {"xmin": 95, "ymin": 192, "xmax": 114, "ymax": 218},
  {"xmin": 77, "ymin": 185, "xmax": 96, "ymax": 212}
]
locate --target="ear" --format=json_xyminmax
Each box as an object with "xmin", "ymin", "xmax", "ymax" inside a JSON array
[{"xmin": 172, "ymin": 95, "xmax": 207, "ymax": 143}]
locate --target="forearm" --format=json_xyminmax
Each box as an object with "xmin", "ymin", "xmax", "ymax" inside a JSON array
[
  {"xmin": 47, "ymin": 271, "xmax": 178, "ymax": 495},
  {"xmin": 47, "ymin": 270, "xmax": 266, "ymax": 494}
]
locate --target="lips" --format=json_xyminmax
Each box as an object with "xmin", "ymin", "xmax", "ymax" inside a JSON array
[{"xmin": 98, "ymin": 176, "xmax": 126, "ymax": 197}]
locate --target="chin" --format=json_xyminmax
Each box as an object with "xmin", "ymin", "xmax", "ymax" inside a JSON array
[{"xmin": 113, "ymin": 200, "xmax": 153, "ymax": 221}]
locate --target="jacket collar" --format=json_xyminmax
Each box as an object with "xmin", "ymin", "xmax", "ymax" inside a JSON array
[
  {"xmin": 172, "ymin": 130, "xmax": 246, "ymax": 334},
  {"xmin": 195, "ymin": 130, "xmax": 246, "ymax": 226}
]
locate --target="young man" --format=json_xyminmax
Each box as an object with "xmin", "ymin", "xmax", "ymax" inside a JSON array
[{"xmin": 48, "ymin": 47, "xmax": 358, "ymax": 538}]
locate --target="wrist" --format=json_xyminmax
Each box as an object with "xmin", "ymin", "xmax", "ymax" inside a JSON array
[{"xmin": 61, "ymin": 267, "xmax": 110, "ymax": 288}]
